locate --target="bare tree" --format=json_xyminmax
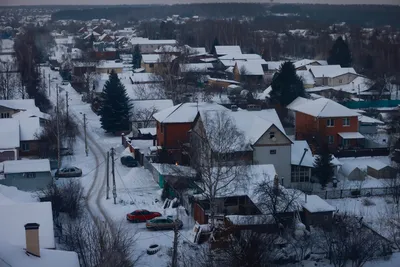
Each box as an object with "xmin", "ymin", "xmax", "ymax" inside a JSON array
[
  {"xmin": 190, "ymin": 110, "xmax": 250, "ymax": 229},
  {"xmin": 62, "ymin": 217, "xmax": 141, "ymax": 267},
  {"xmin": 133, "ymin": 80, "xmax": 167, "ymax": 100},
  {"xmin": 131, "ymin": 105, "xmax": 159, "ymax": 129},
  {"xmin": 0, "ymin": 59, "xmax": 19, "ymax": 99}
]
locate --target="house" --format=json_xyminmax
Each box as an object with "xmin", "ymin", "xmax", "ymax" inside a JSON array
[
  {"xmin": 297, "ymin": 70, "xmax": 315, "ymax": 88},
  {"xmin": 130, "ymin": 99, "xmax": 174, "ymax": 135},
  {"xmin": 1, "ymin": 159, "xmax": 52, "ymax": 191},
  {"xmin": 192, "ymin": 108, "xmax": 293, "ymax": 185},
  {"xmin": 148, "ymin": 163, "xmax": 197, "ymax": 190},
  {"xmin": 288, "ymin": 97, "xmax": 363, "ymax": 151},
  {"xmin": 300, "ymin": 194, "xmax": 335, "ymax": 230},
  {"xmin": 366, "ymin": 160, "xmax": 396, "ymax": 179},
  {"xmin": 291, "ymin": 141, "xmax": 314, "ymax": 186},
  {"xmin": 141, "ymin": 54, "xmax": 177, "ymax": 73},
  {"xmin": 72, "ymin": 61, "xmax": 96, "ymax": 77},
  {"xmin": 307, "ymin": 65, "xmax": 358, "ymax": 87},
  {"xmin": 0, "ymin": 119, "xmax": 20, "ymax": 161},
  {"xmin": 129, "ymin": 37, "xmax": 176, "ymax": 53},
  {"xmin": 214, "ymin": 45, "xmax": 242, "ymax": 56},
  {"xmin": 179, "ymin": 63, "xmax": 214, "ymax": 74},
  {"xmin": 96, "ymin": 60, "xmax": 124, "ymax": 74},
  {"xmin": 339, "ymin": 162, "xmax": 366, "ymax": 180},
  {"xmin": 233, "ymin": 61, "xmax": 264, "ymax": 85},
  {"xmin": 294, "ymin": 59, "xmax": 327, "ymax": 70},
  {"xmin": 0, "ymin": 99, "xmax": 37, "ymax": 118},
  {"xmin": 18, "ymin": 117, "xmax": 44, "ymax": 158}
]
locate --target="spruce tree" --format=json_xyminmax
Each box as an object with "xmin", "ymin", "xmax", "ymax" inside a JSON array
[
  {"xmin": 327, "ymin": 36, "xmax": 352, "ymax": 67},
  {"xmin": 99, "ymin": 70, "xmax": 132, "ymax": 133},
  {"xmin": 132, "ymin": 44, "xmax": 142, "ymax": 70},
  {"xmin": 314, "ymin": 144, "xmax": 335, "ymax": 189},
  {"xmin": 210, "ymin": 37, "xmax": 219, "ymax": 55},
  {"xmin": 269, "ymin": 61, "xmax": 305, "ymax": 106}
]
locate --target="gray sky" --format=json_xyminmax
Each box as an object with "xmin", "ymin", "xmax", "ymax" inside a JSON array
[{"xmin": 2, "ymin": 0, "xmax": 400, "ymax": 6}]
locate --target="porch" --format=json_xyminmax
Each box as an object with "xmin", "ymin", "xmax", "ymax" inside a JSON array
[{"xmin": 337, "ymin": 132, "xmax": 365, "ymax": 150}]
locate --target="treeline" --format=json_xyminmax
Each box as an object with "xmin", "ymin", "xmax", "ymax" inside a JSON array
[
  {"xmin": 270, "ymin": 4, "xmax": 400, "ymax": 28},
  {"xmin": 51, "ymin": 3, "xmax": 267, "ymax": 22}
]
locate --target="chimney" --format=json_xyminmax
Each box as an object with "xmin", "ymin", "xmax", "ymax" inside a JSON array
[{"xmin": 24, "ymin": 223, "xmax": 40, "ymax": 257}]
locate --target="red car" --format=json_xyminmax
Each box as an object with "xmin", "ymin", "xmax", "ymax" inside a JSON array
[{"xmin": 126, "ymin": 209, "xmax": 162, "ymax": 223}]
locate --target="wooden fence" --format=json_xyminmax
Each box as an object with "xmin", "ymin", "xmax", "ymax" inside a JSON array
[{"xmin": 309, "ymin": 186, "xmax": 394, "ymax": 199}]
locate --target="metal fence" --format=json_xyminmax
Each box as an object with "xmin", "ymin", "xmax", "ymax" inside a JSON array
[
  {"xmin": 334, "ymin": 148, "xmax": 390, "ymax": 158},
  {"xmin": 309, "ymin": 186, "xmax": 394, "ymax": 199}
]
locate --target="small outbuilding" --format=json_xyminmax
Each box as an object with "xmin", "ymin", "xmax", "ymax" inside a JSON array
[
  {"xmin": 339, "ymin": 162, "xmax": 366, "ymax": 181},
  {"xmin": 367, "ymin": 160, "xmax": 396, "ymax": 179}
]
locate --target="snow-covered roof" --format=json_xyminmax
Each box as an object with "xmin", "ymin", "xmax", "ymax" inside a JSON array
[
  {"xmin": 358, "ymin": 115, "xmax": 384, "ymax": 125},
  {"xmin": 0, "ymin": 99, "xmax": 37, "ymax": 111},
  {"xmin": 0, "ymin": 184, "xmax": 37, "ymax": 203},
  {"xmin": 214, "ymin": 45, "xmax": 242, "ymax": 55},
  {"xmin": 306, "ymin": 76, "xmax": 373, "ymax": 94},
  {"xmin": 218, "ymin": 53, "xmax": 261, "ymax": 61},
  {"xmin": 297, "ymin": 70, "xmax": 315, "ymax": 85},
  {"xmin": 339, "ymin": 162, "xmax": 364, "ymax": 177},
  {"xmin": 96, "ymin": 60, "xmax": 124, "ymax": 69},
  {"xmin": 367, "ymin": 160, "xmax": 390, "ymax": 170},
  {"xmin": 151, "ymin": 163, "xmax": 196, "ymax": 177},
  {"xmin": 238, "ymin": 109, "xmax": 285, "ymax": 133},
  {"xmin": 307, "ymin": 65, "xmax": 357, "ymax": 78},
  {"xmin": 187, "ymin": 46, "xmax": 207, "ymax": 55},
  {"xmin": 200, "ymin": 58, "xmax": 218, "ymax": 63},
  {"xmin": 130, "ymin": 37, "xmax": 176, "ymax": 46},
  {"xmin": 288, "ymin": 98, "xmax": 360, "ymax": 118},
  {"xmin": 293, "ymin": 59, "xmax": 327, "ymax": 69},
  {"xmin": 3, "ymin": 159, "xmax": 51, "ymax": 174},
  {"xmin": 0, "ymin": 202, "xmax": 55, "ymax": 248},
  {"xmin": 180, "ymin": 63, "xmax": 213, "ymax": 73},
  {"xmin": 154, "ymin": 45, "xmax": 180, "ymax": 53},
  {"xmin": 265, "ymin": 61, "xmax": 284, "ymax": 70},
  {"xmin": 130, "ymin": 73, "xmax": 162, "ymax": 83},
  {"xmin": 131, "ymin": 99, "xmax": 173, "ymax": 113},
  {"xmin": 206, "ymin": 77, "xmax": 240, "ymax": 85},
  {"xmin": 287, "ymin": 96, "xmax": 313, "ymax": 110},
  {"xmin": 226, "ymin": 214, "xmax": 275, "ymax": 225},
  {"xmin": 19, "ymin": 117, "xmax": 41, "ymax": 141},
  {"xmin": 0, "ymin": 242, "xmax": 79, "ymax": 267},
  {"xmin": 235, "ymin": 61, "xmax": 264, "ymax": 76},
  {"xmin": 291, "ymin": 141, "xmax": 314, "ymax": 167},
  {"xmin": 153, "ymin": 102, "xmax": 228, "ymax": 123},
  {"xmin": 338, "ymin": 132, "xmax": 364, "ymax": 139},
  {"xmin": 142, "ymin": 54, "xmax": 176, "ymax": 64},
  {"xmin": 301, "ymin": 195, "xmax": 335, "ymax": 213},
  {"xmin": 0, "ymin": 119, "xmax": 20, "ymax": 149},
  {"xmin": 139, "ymin": 128, "xmax": 156, "ymax": 136}
]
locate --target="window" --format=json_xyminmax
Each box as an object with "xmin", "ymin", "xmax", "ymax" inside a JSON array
[
  {"xmin": 327, "ymin": 118, "xmax": 335, "ymax": 127},
  {"xmin": 328, "ymin": 135, "xmax": 334, "ymax": 144},
  {"xmin": 343, "ymin": 118, "xmax": 350, "ymax": 126},
  {"xmin": 324, "ymin": 215, "xmax": 329, "ymax": 221},
  {"xmin": 149, "ymin": 63, "xmax": 154, "ymax": 68},
  {"xmin": 269, "ymin": 131, "xmax": 275, "ymax": 139},
  {"xmin": 339, "ymin": 79, "xmax": 343, "ymax": 84},
  {"xmin": 26, "ymin": 173, "xmax": 36, "ymax": 178},
  {"xmin": 270, "ymin": 149, "xmax": 277, "ymax": 155},
  {"xmin": 21, "ymin": 143, "xmax": 30, "ymax": 152},
  {"xmin": 291, "ymin": 166, "xmax": 310, "ymax": 183},
  {"xmin": 343, "ymin": 139, "xmax": 350, "ymax": 147},
  {"xmin": 0, "ymin": 113, "xmax": 10, "ymax": 118}
]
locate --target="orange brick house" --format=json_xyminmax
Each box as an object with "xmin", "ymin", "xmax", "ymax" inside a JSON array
[
  {"xmin": 288, "ymin": 97, "xmax": 363, "ymax": 151},
  {"xmin": 152, "ymin": 102, "xmax": 229, "ymax": 162}
]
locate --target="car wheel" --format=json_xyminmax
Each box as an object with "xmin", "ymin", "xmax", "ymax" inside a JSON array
[{"xmin": 147, "ymin": 244, "xmax": 160, "ymax": 255}]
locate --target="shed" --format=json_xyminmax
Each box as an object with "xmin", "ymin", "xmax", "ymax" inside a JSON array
[
  {"xmin": 339, "ymin": 162, "xmax": 366, "ymax": 181},
  {"xmin": 150, "ymin": 163, "xmax": 197, "ymax": 189},
  {"xmin": 1, "ymin": 159, "xmax": 52, "ymax": 191},
  {"xmin": 367, "ymin": 160, "xmax": 396, "ymax": 179}
]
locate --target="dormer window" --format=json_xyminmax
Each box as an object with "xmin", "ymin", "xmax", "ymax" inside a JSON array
[{"xmin": 269, "ymin": 132, "xmax": 275, "ymax": 139}]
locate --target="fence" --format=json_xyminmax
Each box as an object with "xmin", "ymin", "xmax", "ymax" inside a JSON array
[
  {"xmin": 309, "ymin": 186, "xmax": 394, "ymax": 200},
  {"xmin": 334, "ymin": 147, "xmax": 390, "ymax": 158},
  {"xmin": 341, "ymin": 100, "xmax": 400, "ymax": 109}
]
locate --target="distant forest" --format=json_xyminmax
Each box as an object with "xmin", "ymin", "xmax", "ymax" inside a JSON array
[{"xmin": 51, "ymin": 3, "xmax": 400, "ymax": 28}]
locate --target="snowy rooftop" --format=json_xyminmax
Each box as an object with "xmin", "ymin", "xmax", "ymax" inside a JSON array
[
  {"xmin": 235, "ymin": 61, "xmax": 264, "ymax": 76},
  {"xmin": 366, "ymin": 160, "xmax": 390, "ymax": 170},
  {"xmin": 265, "ymin": 61, "xmax": 285, "ymax": 70},
  {"xmin": 338, "ymin": 132, "xmax": 365, "ymax": 139},
  {"xmin": 19, "ymin": 117, "xmax": 41, "ymax": 141},
  {"xmin": 291, "ymin": 141, "xmax": 314, "ymax": 167},
  {"xmin": 12, "ymin": 110, "xmax": 50, "ymax": 121},
  {"xmin": 300, "ymin": 195, "xmax": 335, "ymax": 213},
  {"xmin": 0, "ymin": 202, "xmax": 55, "ymax": 248},
  {"xmin": 206, "ymin": 77, "xmax": 240, "ymax": 84},
  {"xmin": 307, "ymin": 65, "xmax": 357, "ymax": 78},
  {"xmin": 287, "ymin": 96, "xmax": 313, "ymax": 110},
  {"xmin": 3, "ymin": 159, "xmax": 51, "ymax": 174},
  {"xmin": 96, "ymin": 60, "xmax": 124, "ymax": 69},
  {"xmin": 238, "ymin": 109, "xmax": 285, "ymax": 133},
  {"xmin": 0, "ymin": 119, "xmax": 20, "ymax": 149},
  {"xmin": 151, "ymin": 163, "xmax": 197, "ymax": 177},
  {"xmin": 226, "ymin": 214, "xmax": 274, "ymax": 225},
  {"xmin": 129, "ymin": 37, "xmax": 176, "ymax": 45},
  {"xmin": 219, "ymin": 53, "xmax": 261, "ymax": 61},
  {"xmin": 131, "ymin": 99, "xmax": 173, "ymax": 113},
  {"xmin": 287, "ymin": 97, "xmax": 360, "ymax": 118},
  {"xmin": 293, "ymin": 59, "xmax": 327, "ymax": 69},
  {"xmin": 340, "ymin": 162, "xmax": 365, "ymax": 176},
  {"xmin": 180, "ymin": 63, "xmax": 213, "ymax": 73},
  {"xmin": 214, "ymin": 45, "xmax": 242, "ymax": 55},
  {"xmin": 138, "ymin": 128, "xmax": 156, "ymax": 136},
  {"xmin": 297, "ymin": 70, "xmax": 315, "ymax": 85},
  {"xmin": 142, "ymin": 54, "xmax": 177, "ymax": 63},
  {"xmin": 0, "ymin": 242, "xmax": 79, "ymax": 267},
  {"xmin": 153, "ymin": 102, "xmax": 228, "ymax": 123},
  {"xmin": 130, "ymin": 73, "xmax": 162, "ymax": 83},
  {"xmin": 0, "ymin": 99, "xmax": 37, "ymax": 111},
  {"xmin": 306, "ymin": 76, "xmax": 373, "ymax": 94}
]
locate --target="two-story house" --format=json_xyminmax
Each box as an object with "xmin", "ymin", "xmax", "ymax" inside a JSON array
[
  {"xmin": 307, "ymin": 65, "xmax": 358, "ymax": 87},
  {"xmin": 288, "ymin": 97, "xmax": 363, "ymax": 151}
]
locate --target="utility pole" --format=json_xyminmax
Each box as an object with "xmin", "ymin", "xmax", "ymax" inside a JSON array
[
  {"xmin": 106, "ymin": 151, "xmax": 110, "ymax": 200},
  {"xmin": 171, "ymin": 216, "xmax": 179, "ymax": 267},
  {"xmin": 83, "ymin": 113, "xmax": 88, "ymax": 156},
  {"xmin": 111, "ymin": 147, "xmax": 117, "ymax": 204},
  {"xmin": 56, "ymin": 84, "xmax": 60, "ymax": 169},
  {"xmin": 48, "ymin": 74, "xmax": 51, "ymax": 97},
  {"xmin": 65, "ymin": 91, "xmax": 69, "ymax": 125}
]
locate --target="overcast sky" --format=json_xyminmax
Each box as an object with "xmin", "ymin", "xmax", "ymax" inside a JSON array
[{"xmin": 2, "ymin": 0, "xmax": 400, "ymax": 5}]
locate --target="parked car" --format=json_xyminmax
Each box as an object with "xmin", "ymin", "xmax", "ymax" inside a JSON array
[
  {"xmin": 126, "ymin": 209, "xmax": 162, "ymax": 223},
  {"xmin": 60, "ymin": 147, "xmax": 73, "ymax": 156},
  {"xmin": 120, "ymin": 155, "xmax": 138, "ymax": 167},
  {"xmin": 55, "ymin": 166, "xmax": 82, "ymax": 178},
  {"xmin": 146, "ymin": 217, "xmax": 183, "ymax": 230}
]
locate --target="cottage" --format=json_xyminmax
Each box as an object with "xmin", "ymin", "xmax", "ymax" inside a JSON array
[
  {"xmin": 300, "ymin": 194, "xmax": 335, "ymax": 230},
  {"xmin": 233, "ymin": 61, "xmax": 264, "ymax": 85},
  {"xmin": 141, "ymin": 54, "xmax": 177, "ymax": 73},
  {"xmin": 367, "ymin": 160, "xmax": 396, "ymax": 179},
  {"xmin": 0, "ymin": 119, "xmax": 20, "ymax": 161},
  {"xmin": 307, "ymin": 65, "xmax": 358, "ymax": 87},
  {"xmin": 1, "ymin": 159, "xmax": 52, "ymax": 191},
  {"xmin": 339, "ymin": 162, "xmax": 366, "ymax": 181},
  {"xmin": 96, "ymin": 60, "xmax": 124, "ymax": 74},
  {"xmin": 129, "ymin": 37, "xmax": 176, "ymax": 53},
  {"xmin": 214, "ymin": 46, "xmax": 242, "ymax": 56}
]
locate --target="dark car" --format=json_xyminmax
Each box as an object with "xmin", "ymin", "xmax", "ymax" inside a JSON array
[
  {"xmin": 55, "ymin": 167, "xmax": 82, "ymax": 178},
  {"xmin": 146, "ymin": 217, "xmax": 183, "ymax": 230},
  {"xmin": 120, "ymin": 155, "xmax": 138, "ymax": 167},
  {"xmin": 126, "ymin": 209, "xmax": 162, "ymax": 223}
]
